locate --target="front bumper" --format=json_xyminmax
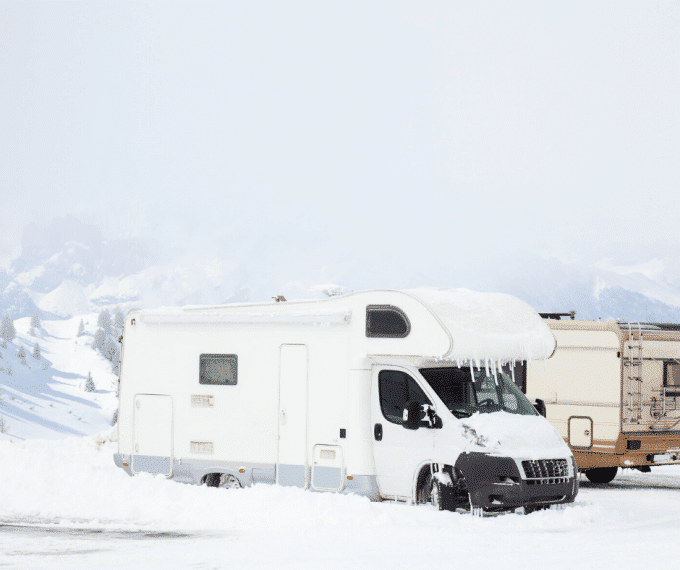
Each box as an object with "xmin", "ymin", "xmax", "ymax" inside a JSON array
[{"xmin": 454, "ymin": 452, "xmax": 578, "ymax": 512}]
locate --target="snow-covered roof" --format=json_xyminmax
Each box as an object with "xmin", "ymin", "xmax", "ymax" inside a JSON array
[
  {"xmin": 137, "ymin": 287, "xmax": 555, "ymax": 362},
  {"xmin": 406, "ymin": 288, "xmax": 556, "ymax": 362}
]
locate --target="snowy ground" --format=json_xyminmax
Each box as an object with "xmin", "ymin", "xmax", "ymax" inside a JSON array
[
  {"xmin": 2, "ymin": 315, "xmax": 680, "ymax": 569},
  {"xmin": 1, "ymin": 430, "xmax": 680, "ymax": 570},
  {"xmin": 0, "ymin": 315, "xmax": 118, "ymax": 441}
]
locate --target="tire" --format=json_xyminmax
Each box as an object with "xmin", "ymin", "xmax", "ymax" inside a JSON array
[
  {"xmin": 417, "ymin": 472, "xmax": 442, "ymax": 510},
  {"xmin": 585, "ymin": 467, "xmax": 618, "ymax": 484},
  {"xmin": 205, "ymin": 473, "xmax": 221, "ymax": 487},
  {"xmin": 205, "ymin": 473, "xmax": 242, "ymax": 489}
]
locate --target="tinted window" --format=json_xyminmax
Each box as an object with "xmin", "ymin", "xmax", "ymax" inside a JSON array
[
  {"xmin": 666, "ymin": 363, "xmax": 680, "ymax": 387},
  {"xmin": 200, "ymin": 354, "xmax": 237, "ymax": 385},
  {"xmin": 665, "ymin": 362, "xmax": 680, "ymax": 395},
  {"xmin": 419, "ymin": 366, "xmax": 538, "ymax": 417},
  {"xmin": 378, "ymin": 369, "xmax": 430, "ymax": 424},
  {"xmin": 366, "ymin": 305, "xmax": 410, "ymax": 338}
]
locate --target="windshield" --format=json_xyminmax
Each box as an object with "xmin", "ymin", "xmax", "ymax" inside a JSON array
[{"xmin": 419, "ymin": 366, "xmax": 538, "ymax": 418}]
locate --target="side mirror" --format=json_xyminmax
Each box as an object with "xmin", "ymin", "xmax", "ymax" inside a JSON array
[
  {"xmin": 534, "ymin": 398, "xmax": 547, "ymax": 417},
  {"xmin": 403, "ymin": 401, "xmax": 442, "ymax": 430},
  {"xmin": 403, "ymin": 400, "xmax": 424, "ymax": 430}
]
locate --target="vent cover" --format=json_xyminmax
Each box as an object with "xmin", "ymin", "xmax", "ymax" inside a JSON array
[
  {"xmin": 191, "ymin": 441, "xmax": 214, "ymax": 454},
  {"xmin": 191, "ymin": 395, "xmax": 215, "ymax": 407}
]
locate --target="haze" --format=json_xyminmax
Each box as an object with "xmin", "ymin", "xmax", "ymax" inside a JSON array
[{"xmin": 1, "ymin": 1, "xmax": 678, "ymax": 293}]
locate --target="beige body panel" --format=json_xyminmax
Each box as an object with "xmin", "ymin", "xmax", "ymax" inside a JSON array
[{"xmin": 527, "ymin": 320, "xmax": 680, "ymax": 470}]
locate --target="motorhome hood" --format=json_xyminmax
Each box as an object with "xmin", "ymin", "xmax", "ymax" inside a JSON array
[
  {"xmin": 407, "ymin": 288, "xmax": 556, "ymax": 362},
  {"xmin": 446, "ymin": 411, "xmax": 571, "ymax": 460}
]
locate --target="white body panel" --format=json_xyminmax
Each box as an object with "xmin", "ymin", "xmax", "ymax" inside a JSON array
[{"xmin": 117, "ymin": 288, "xmax": 568, "ymax": 504}]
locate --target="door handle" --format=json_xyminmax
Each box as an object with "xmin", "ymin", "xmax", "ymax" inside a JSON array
[{"xmin": 374, "ymin": 423, "xmax": 383, "ymax": 441}]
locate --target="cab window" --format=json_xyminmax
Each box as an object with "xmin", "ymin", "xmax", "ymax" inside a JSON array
[{"xmin": 378, "ymin": 369, "xmax": 431, "ymax": 425}]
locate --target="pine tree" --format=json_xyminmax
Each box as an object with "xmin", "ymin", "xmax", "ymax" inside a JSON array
[
  {"xmin": 17, "ymin": 346, "xmax": 26, "ymax": 361},
  {"xmin": 32, "ymin": 342, "xmax": 41, "ymax": 360},
  {"xmin": 97, "ymin": 310, "xmax": 112, "ymax": 336},
  {"xmin": 0, "ymin": 414, "xmax": 8, "ymax": 434},
  {"xmin": 28, "ymin": 325, "xmax": 35, "ymax": 337},
  {"xmin": 113, "ymin": 306, "xmax": 125, "ymax": 331},
  {"xmin": 1, "ymin": 315, "xmax": 16, "ymax": 344},
  {"xmin": 77, "ymin": 319, "xmax": 85, "ymax": 337},
  {"xmin": 84, "ymin": 371, "xmax": 95, "ymax": 392},
  {"xmin": 110, "ymin": 342, "xmax": 122, "ymax": 375},
  {"xmin": 93, "ymin": 328, "xmax": 106, "ymax": 353},
  {"xmin": 30, "ymin": 311, "xmax": 41, "ymax": 330},
  {"xmin": 103, "ymin": 337, "xmax": 118, "ymax": 361},
  {"xmin": 110, "ymin": 408, "xmax": 118, "ymax": 426}
]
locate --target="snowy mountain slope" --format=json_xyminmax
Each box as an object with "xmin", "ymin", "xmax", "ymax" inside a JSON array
[
  {"xmin": 4, "ymin": 217, "xmax": 680, "ymax": 322},
  {"xmin": 0, "ymin": 315, "xmax": 118, "ymax": 441}
]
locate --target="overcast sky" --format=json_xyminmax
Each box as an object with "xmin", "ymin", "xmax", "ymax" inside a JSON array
[{"xmin": 1, "ymin": 1, "xmax": 678, "ymax": 289}]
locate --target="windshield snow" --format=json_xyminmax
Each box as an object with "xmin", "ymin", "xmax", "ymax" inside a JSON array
[{"xmin": 419, "ymin": 366, "xmax": 538, "ymax": 418}]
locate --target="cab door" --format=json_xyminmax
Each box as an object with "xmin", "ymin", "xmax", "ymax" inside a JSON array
[{"xmin": 370, "ymin": 367, "xmax": 436, "ymax": 500}]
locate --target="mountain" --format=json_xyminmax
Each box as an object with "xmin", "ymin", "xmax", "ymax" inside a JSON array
[{"xmin": 3, "ymin": 218, "xmax": 680, "ymax": 323}]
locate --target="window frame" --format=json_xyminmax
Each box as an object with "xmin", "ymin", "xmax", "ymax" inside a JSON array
[
  {"xmin": 365, "ymin": 305, "xmax": 411, "ymax": 338},
  {"xmin": 378, "ymin": 368, "xmax": 432, "ymax": 425},
  {"xmin": 199, "ymin": 353, "xmax": 238, "ymax": 386},
  {"xmin": 664, "ymin": 361, "xmax": 680, "ymax": 395}
]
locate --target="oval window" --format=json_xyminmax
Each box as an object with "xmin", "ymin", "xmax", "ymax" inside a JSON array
[{"xmin": 366, "ymin": 305, "xmax": 410, "ymax": 338}]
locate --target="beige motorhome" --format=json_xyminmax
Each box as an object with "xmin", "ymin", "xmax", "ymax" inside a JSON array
[{"xmin": 525, "ymin": 318, "xmax": 680, "ymax": 484}]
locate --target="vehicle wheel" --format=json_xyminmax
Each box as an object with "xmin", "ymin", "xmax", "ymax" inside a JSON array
[
  {"xmin": 417, "ymin": 472, "xmax": 442, "ymax": 510},
  {"xmin": 217, "ymin": 473, "xmax": 242, "ymax": 489},
  {"xmin": 585, "ymin": 467, "xmax": 618, "ymax": 484},
  {"xmin": 205, "ymin": 473, "xmax": 242, "ymax": 489}
]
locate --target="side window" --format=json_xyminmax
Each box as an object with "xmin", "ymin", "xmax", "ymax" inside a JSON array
[
  {"xmin": 200, "ymin": 354, "xmax": 238, "ymax": 385},
  {"xmin": 378, "ymin": 370, "xmax": 431, "ymax": 425},
  {"xmin": 366, "ymin": 305, "xmax": 410, "ymax": 338},
  {"xmin": 665, "ymin": 362, "xmax": 680, "ymax": 395}
]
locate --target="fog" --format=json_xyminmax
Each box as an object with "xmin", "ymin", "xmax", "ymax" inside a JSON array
[{"xmin": 1, "ymin": 1, "xmax": 678, "ymax": 289}]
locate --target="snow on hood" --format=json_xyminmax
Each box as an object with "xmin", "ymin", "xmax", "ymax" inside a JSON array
[
  {"xmin": 445, "ymin": 411, "xmax": 571, "ymax": 460},
  {"xmin": 407, "ymin": 288, "xmax": 556, "ymax": 362}
]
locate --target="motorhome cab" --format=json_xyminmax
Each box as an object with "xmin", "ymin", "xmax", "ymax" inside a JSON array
[
  {"xmin": 526, "ymin": 317, "xmax": 680, "ymax": 484},
  {"xmin": 114, "ymin": 288, "xmax": 578, "ymax": 513}
]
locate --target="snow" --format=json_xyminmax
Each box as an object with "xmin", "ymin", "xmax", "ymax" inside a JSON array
[
  {"xmin": 0, "ymin": 316, "xmax": 118, "ymax": 441},
  {"xmin": 458, "ymin": 411, "xmax": 571, "ymax": 459},
  {"xmin": 408, "ymin": 287, "xmax": 556, "ymax": 361},
  {"xmin": 141, "ymin": 308, "xmax": 352, "ymax": 325},
  {"xmin": 1, "ymin": 431, "xmax": 680, "ymax": 569},
  {"xmin": 37, "ymin": 280, "xmax": 90, "ymax": 318}
]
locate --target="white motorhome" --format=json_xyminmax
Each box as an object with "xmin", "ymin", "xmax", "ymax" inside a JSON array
[
  {"xmin": 114, "ymin": 288, "xmax": 578, "ymax": 513},
  {"xmin": 526, "ymin": 317, "xmax": 680, "ymax": 484}
]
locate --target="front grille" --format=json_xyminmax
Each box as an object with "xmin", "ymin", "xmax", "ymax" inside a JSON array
[{"xmin": 522, "ymin": 459, "xmax": 569, "ymax": 484}]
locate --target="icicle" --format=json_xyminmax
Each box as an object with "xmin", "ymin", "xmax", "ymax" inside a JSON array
[
  {"xmin": 485, "ymin": 358, "xmax": 489, "ymax": 377},
  {"xmin": 469, "ymin": 360, "xmax": 475, "ymax": 382},
  {"xmin": 511, "ymin": 360, "xmax": 516, "ymax": 384}
]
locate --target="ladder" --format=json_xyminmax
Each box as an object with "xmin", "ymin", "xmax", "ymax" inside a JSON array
[{"xmin": 624, "ymin": 322, "xmax": 644, "ymax": 424}]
